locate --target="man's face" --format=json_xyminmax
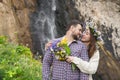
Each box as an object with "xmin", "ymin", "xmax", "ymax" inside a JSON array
[{"xmin": 71, "ymin": 24, "xmax": 83, "ymax": 40}]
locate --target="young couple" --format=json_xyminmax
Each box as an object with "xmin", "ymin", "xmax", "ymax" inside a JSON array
[{"xmin": 42, "ymin": 20, "xmax": 102, "ymax": 80}]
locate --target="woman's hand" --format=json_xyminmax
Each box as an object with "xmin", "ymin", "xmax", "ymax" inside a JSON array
[
  {"xmin": 45, "ymin": 41, "xmax": 52, "ymax": 50},
  {"xmin": 66, "ymin": 56, "xmax": 74, "ymax": 63}
]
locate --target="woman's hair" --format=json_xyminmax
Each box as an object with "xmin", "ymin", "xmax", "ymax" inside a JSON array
[{"xmin": 88, "ymin": 28, "xmax": 97, "ymax": 58}]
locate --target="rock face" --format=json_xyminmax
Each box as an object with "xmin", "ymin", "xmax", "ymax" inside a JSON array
[
  {"xmin": 54, "ymin": 1, "xmax": 120, "ymax": 79},
  {"xmin": 55, "ymin": 0, "xmax": 120, "ymax": 60},
  {"xmin": 0, "ymin": 0, "xmax": 120, "ymax": 60},
  {"xmin": 55, "ymin": 0, "xmax": 84, "ymax": 37},
  {"xmin": 73, "ymin": 0, "xmax": 120, "ymax": 60},
  {"xmin": 0, "ymin": 0, "xmax": 36, "ymax": 49},
  {"xmin": 0, "ymin": 0, "xmax": 120, "ymax": 79}
]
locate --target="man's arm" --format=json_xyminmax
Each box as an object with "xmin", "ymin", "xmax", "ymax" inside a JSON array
[
  {"xmin": 80, "ymin": 44, "xmax": 89, "ymax": 80},
  {"xmin": 42, "ymin": 49, "xmax": 53, "ymax": 80}
]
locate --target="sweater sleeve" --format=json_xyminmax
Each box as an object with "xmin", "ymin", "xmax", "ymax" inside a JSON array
[{"xmin": 72, "ymin": 50, "xmax": 100, "ymax": 74}]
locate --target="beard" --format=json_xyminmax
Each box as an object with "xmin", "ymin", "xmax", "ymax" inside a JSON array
[{"xmin": 72, "ymin": 35, "xmax": 80, "ymax": 40}]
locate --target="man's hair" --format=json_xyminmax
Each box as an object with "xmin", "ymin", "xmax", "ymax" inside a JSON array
[{"xmin": 66, "ymin": 20, "xmax": 84, "ymax": 31}]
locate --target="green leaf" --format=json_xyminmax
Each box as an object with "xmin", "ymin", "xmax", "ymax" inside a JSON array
[
  {"xmin": 0, "ymin": 36, "xmax": 7, "ymax": 44},
  {"xmin": 71, "ymin": 63, "xmax": 76, "ymax": 71},
  {"xmin": 62, "ymin": 44, "xmax": 71, "ymax": 56},
  {"xmin": 0, "ymin": 35, "xmax": 42, "ymax": 80}
]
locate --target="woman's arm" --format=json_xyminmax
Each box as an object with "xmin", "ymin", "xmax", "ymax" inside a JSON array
[{"xmin": 66, "ymin": 50, "xmax": 100, "ymax": 74}]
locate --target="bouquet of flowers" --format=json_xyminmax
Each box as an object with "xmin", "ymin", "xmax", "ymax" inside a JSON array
[
  {"xmin": 50, "ymin": 37, "xmax": 71, "ymax": 61},
  {"xmin": 50, "ymin": 37, "xmax": 76, "ymax": 70}
]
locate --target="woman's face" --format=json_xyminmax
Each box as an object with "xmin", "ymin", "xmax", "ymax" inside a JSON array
[{"xmin": 81, "ymin": 28, "xmax": 91, "ymax": 42}]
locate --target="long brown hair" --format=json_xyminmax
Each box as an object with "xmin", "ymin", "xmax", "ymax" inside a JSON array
[{"xmin": 88, "ymin": 28, "xmax": 97, "ymax": 58}]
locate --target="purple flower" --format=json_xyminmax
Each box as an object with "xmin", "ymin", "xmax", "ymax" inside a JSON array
[{"xmin": 51, "ymin": 40, "xmax": 60, "ymax": 49}]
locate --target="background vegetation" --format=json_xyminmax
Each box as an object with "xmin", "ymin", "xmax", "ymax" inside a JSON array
[{"xmin": 0, "ymin": 36, "xmax": 42, "ymax": 80}]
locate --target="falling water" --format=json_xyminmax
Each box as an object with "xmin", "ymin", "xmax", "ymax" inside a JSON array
[{"xmin": 30, "ymin": 0, "xmax": 57, "ymax": 55}]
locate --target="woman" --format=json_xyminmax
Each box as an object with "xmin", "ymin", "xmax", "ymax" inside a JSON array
[
  {"xmin": 66, "ymin": 25, "xmax": 102, "ymax": 80},
  {"xmin": 45, "ymin": 22, "xmax": 102, "ymax": 80},
  {"xmin": 65, "ymin": 23, "xmax": 120, "ymax": 80}
]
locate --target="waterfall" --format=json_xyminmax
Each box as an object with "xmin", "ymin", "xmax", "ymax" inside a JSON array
[{"xmin": 30, "ymin": 0, "xmax": 57, "ymax": 55}]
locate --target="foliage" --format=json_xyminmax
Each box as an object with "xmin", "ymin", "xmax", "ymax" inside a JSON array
[{"xmin": 0, "ymin": 36, "xmax": 42, "ymax": 80}]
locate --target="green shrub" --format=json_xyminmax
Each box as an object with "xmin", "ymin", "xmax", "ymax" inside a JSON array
[{"xmin": 0, "ymin": 36, "xmax": 42, "ymax": 80}]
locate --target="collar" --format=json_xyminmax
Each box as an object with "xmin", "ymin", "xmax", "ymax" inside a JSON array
[{"xmin": 68, "ymin": 40, "xmax": 77, "ymax": 46}]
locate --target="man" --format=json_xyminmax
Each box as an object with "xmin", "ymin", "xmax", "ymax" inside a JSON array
[{"xmin": 42, "ymin": 20, "xmax": 89, "ymax": 80}]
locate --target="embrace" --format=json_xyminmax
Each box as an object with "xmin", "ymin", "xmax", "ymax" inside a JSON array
[{"xmin": 42, "ymin": 20, "xmax": 103, "ymax": 80}]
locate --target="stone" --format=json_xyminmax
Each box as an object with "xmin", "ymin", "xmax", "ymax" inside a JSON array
[
  {"xmin": 0, "ymin": 0, "xmax": 36, "ymax": 49},
  {"xmin": 55, "ymin": 0, "xmax": 120, "ymax": 59}
]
